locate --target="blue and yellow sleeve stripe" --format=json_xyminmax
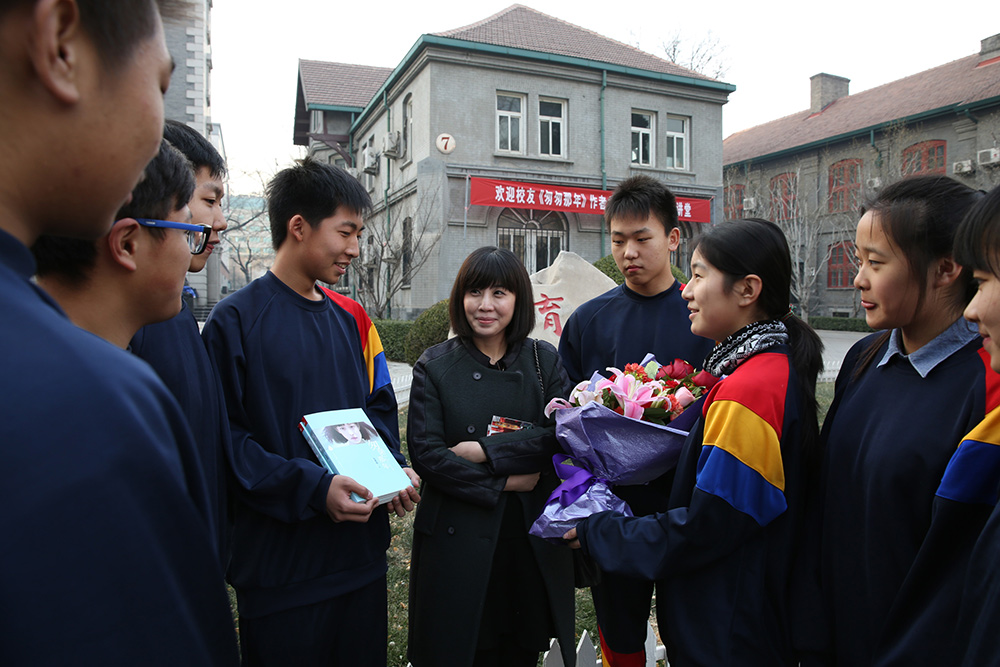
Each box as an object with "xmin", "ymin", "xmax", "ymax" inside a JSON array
[
  {"xmin": 695, "ymin": 352, "xmax": 789, "ymax": 526},
  {"xmin": 937, "ymin": 406, "xmax": 1000, "ymax": 506}
]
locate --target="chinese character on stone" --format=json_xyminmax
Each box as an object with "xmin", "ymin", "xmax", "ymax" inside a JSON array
[{"xmin": 534, "ymin": 293, "xmax": 564, "ymax": 336}]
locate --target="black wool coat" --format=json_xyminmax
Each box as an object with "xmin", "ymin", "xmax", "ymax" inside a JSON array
[{"xmin": 406, "ymin": 337, "xmax": 576, "ymax": 667}]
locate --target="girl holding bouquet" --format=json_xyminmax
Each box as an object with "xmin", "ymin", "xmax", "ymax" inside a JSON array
[
  {"xmin": 813, "ymin": 176, "xmax": 993, "ymax": 666},
  {"xmin": 565, "ymin": 218, "xmax": 823, "ymax": 666},
  {"xmin": 406, "ymin": 246, "xmax": 575, "ymax": 667}
]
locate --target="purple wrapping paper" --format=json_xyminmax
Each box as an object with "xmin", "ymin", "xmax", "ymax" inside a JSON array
[{"xmin": 529, "ymin": 398, "xmax": 703, "ymax": 542}]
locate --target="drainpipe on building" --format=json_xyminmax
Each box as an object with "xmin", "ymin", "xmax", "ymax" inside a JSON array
[
  {"xmin": 870, "ymin": 129, "xmax": 882, "ymax": 170},
  {"xmin": 383, "ymin": 91, "xmax": 392, "ymax": 319},
  {"xmin": 600, "ymin": 70, "xmax": 607, "ymax": 257},
  {"xmin": 350, "ymin": 111, "xmax": 358, "ymax": 301}
]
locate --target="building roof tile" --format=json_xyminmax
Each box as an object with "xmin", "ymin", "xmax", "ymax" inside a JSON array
[
  {"xmin": 724, "ymin": 54, "xmax": 1000, "ymax": 165},
  {"xmin": 298, "ymin": 59, "xmax": 393, "ymax": 109},
  {"xmin": 433, "ymin": 4, "xmax": 714, "ymax": 81}
]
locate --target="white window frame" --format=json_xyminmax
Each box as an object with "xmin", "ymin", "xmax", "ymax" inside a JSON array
[
  {"xmin": 665, "ymin": 115, "xmax": 689, "ymax": 170},
  {"xmin": 362, "ymin": 135, "xmax": 376, "ymax": 192},
  {"xmin": 402, "ymin": 94, "xmax": 413, "ymax": 162},
  {"xmin": 496, "ymin": 92, "xmax": 525, "ymax": 154},
  {"xmin": 631, "ymin": 110, "xmax": 655, "ymax": 166},
  {"xmin": 538, "ymin": 97, "xmax": 565, "ymax": 157}
]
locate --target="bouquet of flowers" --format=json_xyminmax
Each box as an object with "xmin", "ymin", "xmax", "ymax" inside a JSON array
[{"xmin": 529, "ymin": 354, "xmax": 719, "ymax": 543}]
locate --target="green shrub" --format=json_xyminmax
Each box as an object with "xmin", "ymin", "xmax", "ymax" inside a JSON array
[
  {"xmin": 593, "ymin": 254, "xmax": 688, "ymax": 286},
  {"xmin": 374, "ymin": 319, "xmax": 412, "ymax": 362},
  {"xmin": 809, "ymin": 316, "xmax": 874, "ymax": 332},
  {"xmin": 404, "ymin": 299, "xmax": 451, "ymax": 366},
  {"xmin": 594, "ymin": 254, "xmax": 624, "ymax": 285}
]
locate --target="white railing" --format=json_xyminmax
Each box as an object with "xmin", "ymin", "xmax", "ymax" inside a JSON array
[
  {"xmin": 541, "ymin": 623, "xmax": 666, "ymax": 667},
  {"xmin": 818, "ymin": 359, "xmax": 841, "ymax": 383}
]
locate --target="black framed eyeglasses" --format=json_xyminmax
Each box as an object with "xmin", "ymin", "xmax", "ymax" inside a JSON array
[{"xmin": 133, "ymin": 218, "xmax": 212, "ymax": 255}]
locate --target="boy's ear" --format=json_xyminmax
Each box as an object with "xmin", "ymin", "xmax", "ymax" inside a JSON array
[
  {"xmin": 736, "ymin": 274, "xmax": 763, "ymax": 307},
  {"xmin": 106, "ymin": 219, "xmax": 141, "ymax": 273},
  {"xmin": 288, "ymin": 214, "xmax": 308, "ymax": 243},
  {"xmin": 667, "ymin": 227, "xmax": 681, "ymax": 252},
  {"xmin": 27, "ymin": 0, "xmax": 86, "ymax": 105}
]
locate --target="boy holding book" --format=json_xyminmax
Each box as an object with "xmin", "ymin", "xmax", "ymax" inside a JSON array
[
  {"xmin": 558, "ymin": 175, "xmax": 715, "ymax": 667},
  {"xmin": 203, "ymin": 156, "xmax": 419, "ymax": 666},
  {"xmin": 0, "ymin": 1, "xmax": 238, "ymax": 664},
  {"xmin": 130, "ymin": 119, "xmax": 232, "ymax": 561}
]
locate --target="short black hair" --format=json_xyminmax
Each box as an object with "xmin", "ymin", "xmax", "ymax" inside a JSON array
[
  {"xmin": 955, "ymin": 185, "xmax": 1000, "ymax": 277},
  {"xmin": 163, "ymin": 120, "xmax": 226, "ymax": 179},
  {"xmin": 33, "ymin": 139, "xmax": 195, "ymax": 281},
  {"xmin": 449, "ymin": 246, "xmax": 535, "ymax": 346},
  {"xmin": 266, "ymin": 156, "xmax": 372, "ymax": 250},
  {"xmin": 0, "ymin": 1, "xmax": 193, "ymax": 71},
  {"xmin": 605, "ymin": 175, "xmax": 679, "ymax": 233}
]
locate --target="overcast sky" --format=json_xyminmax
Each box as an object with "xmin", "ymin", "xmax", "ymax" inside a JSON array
[{"xmin": 210, "ymin": 0, "xmax": 992, "ymax": 192}]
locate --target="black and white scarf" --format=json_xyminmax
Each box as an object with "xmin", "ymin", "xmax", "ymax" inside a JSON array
[{"xmin": 703, "ymin": 320, "xmax": 788, "ymax": 378}]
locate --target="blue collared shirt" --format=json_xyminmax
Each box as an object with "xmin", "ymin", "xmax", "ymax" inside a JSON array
[{"xmin": 878, "ymin": 317, "xmax": 979, "ymax": 378}]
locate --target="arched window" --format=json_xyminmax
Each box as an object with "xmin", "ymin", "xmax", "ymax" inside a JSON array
[
  {"xmin": 902, "ymin": 141, "xmax": 946, "ymax": 175},
  {"xmin": 829, "ymin": 159, "xmax": 862, "ymax": 213},
  {"xmin": 496, "ymin": 209, "xmax": 568, "ymax": 273}
]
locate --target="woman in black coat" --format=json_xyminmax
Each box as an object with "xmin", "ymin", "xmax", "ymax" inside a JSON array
[{"xmin": 407, "ymin": 246, "xmax": 576, "ymax": 667}]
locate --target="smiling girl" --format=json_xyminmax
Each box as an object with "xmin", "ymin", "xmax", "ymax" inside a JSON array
[
  {"xmin": 567, "ymin": 218, "xmax": 823, "ymax": 666},
  {"xmin": 406, "ymin": 246, "xmax": 575, "ymax": 667},
  {"xmin": 814, "ymin": 175, "xmax": 990, "ymax": 666}
]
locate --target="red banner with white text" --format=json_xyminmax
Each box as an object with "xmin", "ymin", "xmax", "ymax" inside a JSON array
[{"xmin": 469, "ymin": 177, "xmax": 711, "ymax": 223}]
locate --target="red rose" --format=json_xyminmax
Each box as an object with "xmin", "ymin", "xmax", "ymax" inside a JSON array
[
  {"xmin": 692, "ymin": 370, "xmax": 721, "ymax": 389},
  {"xmin": 664, "ymin": 358, "xmax": 695, "ymax": 380}
]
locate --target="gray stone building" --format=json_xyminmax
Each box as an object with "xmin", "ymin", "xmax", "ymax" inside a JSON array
[
  {"xmin": 293, "ymin": 5, "xmax": 734, "ymax": 320},
  {"xmin": 723, "ymin": 33, "xmax": 1000, "ymax": 320}
]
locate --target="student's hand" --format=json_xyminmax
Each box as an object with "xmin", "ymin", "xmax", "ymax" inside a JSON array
[
  {"xmin": 503, "ymin": 472, "xmax": 540, "ymax": 492},
  {"xmin": 325, "ymin": 475, "xmax": 377, "ymax": 523},
  {"xmin": 387, "ymin": 467, "xmax": 422, "ymax": 517},
  {"xmin": 562, "ymin": 527, "xmax": 581, "ymax": 549},
  {"xmin": 450, "ymin": 440, "xmax": 487, "ymax": 463}
]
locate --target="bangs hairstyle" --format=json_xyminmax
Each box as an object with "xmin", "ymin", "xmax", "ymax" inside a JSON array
[
  {"xmin": 163, "ymin": 119, "xmax": 226, "ymax": 178},
  {"xmin": 954, "ymin": 185, "xmax": 1000, "ymax": 277},
  {"xmin": 266, "ymin": 156, "xmax": 372, "ymax": 250},
  {"xmin": 449, "ymin": 246, "xmax": 535, "ymax": 346},
  {"xmin": 860, "ymin": 175, "xmax": 981, "ymax": 310},
  {"xmin": 604, "ymin": 174, "xmax": 678, "ymax": 233}
]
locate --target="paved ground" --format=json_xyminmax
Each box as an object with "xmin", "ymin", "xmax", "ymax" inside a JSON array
[{"xmin": 387, "ymin": 329, "xmax": 870, "ymax": 410}]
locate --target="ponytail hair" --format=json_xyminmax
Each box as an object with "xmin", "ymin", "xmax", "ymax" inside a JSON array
[{"xmin": 693, "ymin": 218, "xmax": 824, "ymax": 456}]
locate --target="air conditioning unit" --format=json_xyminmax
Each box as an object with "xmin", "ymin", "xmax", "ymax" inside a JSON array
[
  {"xmin": 345, "ymin": 167, "xmax": 360, "ymax": 179},
  {"xmin": 382, "ymin": 131, "xmax": 401, "ymax": 159},
  {"xmin": 362, "ymin": 146, "xmax": 379, "ymax": 175},
  {"xmin": 866, "ymin": 177, "xmax": 882, "ymax": 190},
  {"xmin": 978, "ymin": 148, "xmax": 1000, "ymax": 168},
  {"xmin": 742, "ymin": 197, "xmax": 756, "ymax": 211},
  {"xmin": 953, "ymin": 159, "xmax": 975, "ymax": 175}
]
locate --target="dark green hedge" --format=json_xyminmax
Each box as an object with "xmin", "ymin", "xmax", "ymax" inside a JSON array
[
  {"xmin": 373, "ymin": 319, "xmax": 412, "ymax": 362},
  {"xmin": 404, "ymin": 299, "xmax": 451, "ymax": 366},
  {"xmin": 809, "ymin": 316, "xmax": 874, "ymax": 332},
  {"xmin": 594, "ymin": 254, "xmax": 688, "ymax": 286}
]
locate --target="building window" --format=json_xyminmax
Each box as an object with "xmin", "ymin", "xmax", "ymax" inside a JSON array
[
  {"xmin": 496, "ymin": 93, "xmax": 524, "ymax": 153},
  {"xmin": 828, "ymin": 242, "xmax": 856, "ymax": 289},
  {"xmin": 538, "ymin": 98, "xmax": 564, "ymax": 157},
  {"xmin": 360, "ymin": 135, "xmax": 376, "ymax": 191},
  {"xmin": 665, "ymin": 115, "xmax": 688, "ymax": 170},
  {"xmin": 631, "ymin": 111, "xmax": 654, "ymax": 166},
  {"xmin": 770, "ymin": 173, "xmax": 797, "ymax": 222},
  {"xmin": 902, "ymin": 140, "xmax": 946, "ymax": 175},
  {"xmin": 829, "ymin": 159, "xmax": 862, "ymax": 213},
  {"xmin": 724, "ymin": 184, "xmax": 745, "ymax": 220},
  {"xmin": 401, "ymin": 217, "xmax": 412, "ymax": 287},
  {"xmin": 496, "ymin": 209, "xmax": 568, "ymax": 273},
  {"xmin": 402, "ymin": 94, "xmax": 413, "ymax": 161}
]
